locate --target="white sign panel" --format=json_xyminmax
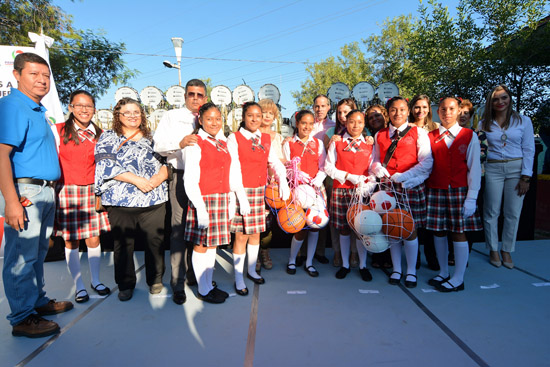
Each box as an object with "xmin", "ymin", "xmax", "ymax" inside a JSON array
[
  {"xmin": 211, "ymin": 85, "xmax": 232, "ymax": 106},
  {"xmin": 115, "ymin": 87, "xmax": 140, "ymax": 103},
  {"xmin": 165, "ymin": 85, "xmax": 185, "ymax": 108},
  {"xmin": 140, "ymin": 86, "xmax": 164, "ymax": 109}
]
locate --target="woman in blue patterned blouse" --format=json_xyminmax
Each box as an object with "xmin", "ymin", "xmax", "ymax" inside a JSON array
[{"xmin": 95, "ymin": 98, "xmax": 169, "ymax": 301}]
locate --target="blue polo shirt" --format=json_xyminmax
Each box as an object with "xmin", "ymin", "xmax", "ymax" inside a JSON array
[{"xmin": 0, "ymin": 88, "xmax": 60, "ymax": 181}]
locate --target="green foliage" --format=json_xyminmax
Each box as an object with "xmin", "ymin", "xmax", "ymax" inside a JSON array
[{"xmin": 0, "ymin": 0, "xmax": 137, "ymax": 105}]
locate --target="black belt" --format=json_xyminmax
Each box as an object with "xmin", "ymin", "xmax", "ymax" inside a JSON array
[
  {"xmin": 173, "ymin": 169, "xmax": 185, "ymax": 174},
  {"xmin": 15, "ymin": 178, "xmax": 56, "ymax": 188}
]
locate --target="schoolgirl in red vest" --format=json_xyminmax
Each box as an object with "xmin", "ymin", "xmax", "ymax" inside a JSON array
[
  {"xmin": 54, "ymin": 90, "xmax": 111, "ymax": 304},
  {"xmin": 371, "ymin": 96, "xmax": 433, "ymax": 288},
  {"xmin": 282, "ymin": 110, "xmax": 327, "ymax": 277},
  {"xmin": 183, "ymin": 102, "xmax": 250, "ymax": 304},
  {"xmin": 325, "ymin": 110, "xmax": 376, "ymax": 281},
  {"xmin": 426, "ymin": 97, "xmax": 482, "ymax": 292},
  {"xmin": 227, "ymin": 102, "xmax": 290, "ymax": 295}
]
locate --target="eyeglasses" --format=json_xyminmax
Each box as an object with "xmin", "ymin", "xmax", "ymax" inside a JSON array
[
  {"xmin": 119, "ymin": 112, "xmax": 141, "ymax": 118},
  {"xmin": 70, "ymin": 104, "xmax": 95, "ymax": 110},
  {"xmin": 186, "ymin": 92, "xmax": 205, "ymax": 99}
]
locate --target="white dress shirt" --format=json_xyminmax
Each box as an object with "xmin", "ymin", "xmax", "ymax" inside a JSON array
[
  {"xmin": 371, "ymin": 123, "xmax": 433, "ymax": 183},
  {"xmin": 483, "ymin": 115, "xmax": 535, "ymax": 176},
  {"xmin": 282, "ymin": 135, "xmax": 327, "ymax": 182},
  {"xmin": 325, "ymin": 133, "xmax": 372, "ymax": 184},
  {"xmin": 437, "ymin": 123, "xmax": 481, "ymax": 199},
  {"xmin": 183, "ymin": 129, "xmax": 245, "ymax": 211},
  {"xmin": 312, "ymin": 118, "xmax": 336, "ymax": 142},
  {"xmin": 153, "ymin": 106, "xmax": 197, "ymax": 169}
]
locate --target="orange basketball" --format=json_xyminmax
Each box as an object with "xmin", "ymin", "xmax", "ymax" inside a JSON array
[
  {"xmin": 347, "ymin": 203, "xmax": 371, "ymax": 228},
  {"xmin": 265, "ymin": 184, "xmax": 291, "ymax": 209},
  {"xmin": 382, "ymin": 209, "xmax": 415, "ymax": 239},
  {"xmin": 277, "ymin": 203, "xmax": 306, "ymax": 233}
]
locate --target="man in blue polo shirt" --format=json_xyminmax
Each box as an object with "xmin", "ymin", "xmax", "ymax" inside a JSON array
[{"xmin": 0, "ymin": 53, "xmax": 73, "ymax": 338}]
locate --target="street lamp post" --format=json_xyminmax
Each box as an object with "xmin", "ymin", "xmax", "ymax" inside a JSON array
[{"xmin": 162, "ymin": 37, "xmax": 184, "ymax": 86}]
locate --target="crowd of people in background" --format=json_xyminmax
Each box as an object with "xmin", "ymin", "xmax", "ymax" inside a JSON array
[{"xmin": 0, "ymin": 53, "xmax": 536, "ymax": 338}]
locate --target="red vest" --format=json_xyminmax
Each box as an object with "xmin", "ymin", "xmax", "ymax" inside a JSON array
[
  {"xmin": 56, "ymin": 123, "xmax": 97, "ymax": 185},
  {"xmin": 235, "ymin": 131, "xmax": 271, "ymax": 188},
  {"xmin": 333, "ymin": 139, "xmax": 373, "ymax": 189},
  {"xmin": 197, "ymin": 136, "xmax": 231, "ymax": 195},
  {"xmin": 288, "ymin": 138, "xmax": 321, "ymax": 178},
  {"xmin": 376, "ymin": 126, "xmax": 419, "ymax": 175},
  {"xmin": 427, "ymin": 128, "xmax": 472, "ymax": 189}
]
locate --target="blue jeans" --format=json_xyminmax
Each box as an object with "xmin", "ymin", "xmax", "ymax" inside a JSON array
[{"xmin": 1, "ymin": 183, "xmax": 55, "ymax": 325}]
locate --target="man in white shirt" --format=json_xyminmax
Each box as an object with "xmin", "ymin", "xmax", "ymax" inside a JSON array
[{"xmin": 153, "ymin": 79, "xmax": 207, "ymax": 305}]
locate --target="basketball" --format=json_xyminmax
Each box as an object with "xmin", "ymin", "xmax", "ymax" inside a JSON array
[
  {"xmin": 305, "ymin": 205, "xmax": 329, "ymax": 229},
  {"xmin": 277, "ymin": 203, "xmax": 306, "ymax": 233},
  {"xmin": 265, "ymin": 184, "xmax": 290, "ymax": 209},
  {"xmin": 369, "ymin": 191, "xmax": 396, "ymax": 213},
  {"xmin": 354, "ymin": 210, "xmax": 383, "ymax": 235},
  {"xmin": 346, "ymin": 203, "xmax": 370, "ymax": 227},
  {"xmin": 381, "ymin": 209, "xmax": 415, "ymax": 239},
  {"xmin": 294, "ymin": 184, "xmax": 316, "ymax": 209},
  {"xmin": 361, "ymin": 232, "xmax": 390, "ymax": 253}
]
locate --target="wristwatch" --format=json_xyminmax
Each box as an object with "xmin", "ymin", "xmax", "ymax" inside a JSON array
[{"xmin": 520, "ymin": 176, "xmax": 531, "ymax": 183}]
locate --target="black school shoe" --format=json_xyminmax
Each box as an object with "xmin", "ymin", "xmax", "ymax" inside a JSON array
[
  {"xmin": 197, "ymin": 289, "xmax": 225, "ymax": 304},
  {"xmin": 359, "ymin": 268, "xmax": 373, "ymax": 282},
  {"xmin": 404, "ymin": 274, "xmax": 417, "ymax": 288},
  {"xmin": 335, "ymin": 267, "xmax": 350, "ymax": 279},
  {"xmin": 173, "ymin": 290, "xmax": 186, "ymax": 305},
  {"xmin": 437, "ymin": 281, "xmax": 465, "ymax": 292}
]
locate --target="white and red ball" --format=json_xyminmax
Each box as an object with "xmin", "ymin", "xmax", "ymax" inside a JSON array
[
  {"xmin": 305, "ymin": 205, "xmax": 329, "ymax": 229},
  {"xmin": 294, "ymin": 184, "xmax": 316, "ymax": 209},
  {"xmin": 361, "ymin": 232, "xmax": 390, "ymax": 253},
  {"xmin": 354, "ymin": 209, "xmax": 383, "ymax": 235},
  {"xmin": 369, "ymin": 191, "xmax": 396, "ymax": 213}
]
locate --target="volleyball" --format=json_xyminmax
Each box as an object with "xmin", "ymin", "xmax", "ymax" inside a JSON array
[
  {"xmin": 293, "ymin": 184, "xmax": 316, "ymax": 209},
  {"xmin": 381, "ymin": 209, "xmax": 415, "ymax": 239},
  {"xmin": 354, "ymin": 210, "xmax": 383, "ymax": 236},
  {"xmin": 277, "ymin": 203, "xmax": 306, "ymax": 233},
  {"xmin": 305, "ymin": 205, "xmax": 329, "ymax": 229},
  {"xmin": 265, "ymin": 184, "xmax": 290, "ymax": 209},
  {"xmin": 347, "ymin": 203, "xmax": 371, "ymax": 226},
  {"xmin": 369, "ymin": 191, "xmax": 396, "ymax": 213},
  {"xmin": 362, "ymin": 232, "xmax": 390, "ymax": 253}
]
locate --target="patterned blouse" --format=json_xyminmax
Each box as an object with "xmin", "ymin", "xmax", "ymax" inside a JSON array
[{"xmin": 94, "ymin": 130, "xmax": 168, "ymax": 207}]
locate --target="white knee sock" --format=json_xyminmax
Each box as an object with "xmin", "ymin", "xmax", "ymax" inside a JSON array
[
  {"xmin": 289, "ymin": 237, "xmax": 304, "ymax": 266},
  {"xmin": 389, "ymin": 239, "xmax": 402, "ymax": 279},
  {"xmin": 66, "ymin": 248, "xmax": 85, "ymax": 291},
  {"xmin": 339, "ymin": 234, "xmax": 351, "ymax": 268},
  {"xmin": 87, "ymin": 245, "xmax": 104, "ymax": 289},
  {"xmin": 192, "ymin": 251, "xmax": 210, "ymax": 296},
  {"xmin": 306, "ymin": 232, "xmax": 319, "ymax": 267},
  {"xmin": 449, "ymin": 241, "xmax": 469, "ymax": 285},
  {"xmin": 205, "ymin": 248, "xmax": 217, "ymax": 289},
  {"xmin": 403, "ymin": 238, "xmax": 419, "ymax": 280},
  {"xmin": 233, "ymin": 252, "xmax": 246, "ymax": 290},
  {"xmin": 355, "ymin": 239, "xmax": 367, "ymax": 269},
  {"xmin": 433, "ymin": 235, "xmax": 449, "ymax": 279},
  {"xmin": 247, "ymin": 244, "xmax": 261, "ymax": 279}
]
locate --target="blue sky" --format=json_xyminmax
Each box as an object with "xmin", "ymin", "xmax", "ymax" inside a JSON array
[{"xmin": 53, "ymin": 0, "xmax": 460, "ymax": 117}]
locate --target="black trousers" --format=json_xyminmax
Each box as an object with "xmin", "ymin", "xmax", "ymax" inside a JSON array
[{"xmin": 107, "ymin": 203, "xmax": 166, "ymax": 291}]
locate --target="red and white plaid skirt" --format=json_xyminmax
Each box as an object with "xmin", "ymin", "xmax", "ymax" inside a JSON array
[
  {"xmin": 230, "ymin": 186, "xmax": 266, "ymax": 234},
  {"xmin": 54, "ymin": 184, "xmax": 111, "ymax": 241},
  {"xmin": 185, "ymin": 193, "xmax": 230, "ymax": 247},
  {"xmin": 426, "ymin": 187, "xmax": 482, "ymax": 233},
  {"xmin": 393, "ymin": 182, "xmax": 427, "ymax": 229},
  {"xmin": 329, "ymin": 188, "xmax": 354, "ymax": 230}
]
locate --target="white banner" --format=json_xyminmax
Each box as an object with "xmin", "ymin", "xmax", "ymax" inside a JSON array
[{"xmin": 0, "ymin": 46, "xmax": 34, "ymax": 98}]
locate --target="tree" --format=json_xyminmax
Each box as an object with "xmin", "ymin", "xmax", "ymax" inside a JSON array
[{"xmin": 0, "ymin": 0, "xmax": 136, "ymax": 104}]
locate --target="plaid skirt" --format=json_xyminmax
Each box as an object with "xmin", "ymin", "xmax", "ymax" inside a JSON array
[
  {"xmin": 329, "ymin": 188, "xmax": 354, "ymax": 230},
  {"xmin": 185, "ymin": 193, "xmax": 230, "ymax": 247},
  {"xmin": 54, "ymin": 184, "xmax": 111, "ymax": 241},
  {"xmin": 426, "ymin": 187, "xmax": 482, "ymax": 233},
  {"xmin": 230, "ymin": 186, "xmax": 266, "ymax": 234},
  {"xmin": 390, "ymin": 182, "xmax": 427, "ymax": 229}
]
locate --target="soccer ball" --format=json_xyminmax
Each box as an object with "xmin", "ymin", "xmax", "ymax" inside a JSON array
[
  {"xmin": 369, "ymin": 191, "xmax": 396, "ymax": 213},
  {"xmin": 305, "ymin": 205, "xmax": 329, "ymax": 229}
]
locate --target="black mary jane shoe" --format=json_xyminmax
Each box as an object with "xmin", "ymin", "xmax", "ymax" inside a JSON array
[
  {"xmin": 247, "ymin": 273, "xmax": 265, "ymax": 284},
  {"xmin": 304, "ymin": 265, "xmax": 319, "ymax": 277},
  {"xmin": 428, "ymin": 275, "xmax": 450, "ymax": 287},
  {"xmin": 212, "ymin": 287, "xmax": 229, "ymax": 299},
  {"xmin": 234, "ymin": 283, "xmax": 249, "ymax": 296},
  {"xmin": 335, "ymin": 267, "xmax": 350, "ymax": 279},
  {"xmin": 197, "ymin": 289, "xmax": 225, "ymax": 304},
  {"xmin": 404, "ymin": 274, "xmax": 417, "ymax": 288},
  {"xmin": 286, "ymin": 263, "xmax": 297, "ymax": 275},
  {"xmin": 437, "ymin": 280, "xmax": 465, "ymax": 293},
  {"xmin": 91, "ymin": 283, "xmax": 110, "ymax": 296},
  {"xmin": 359, "ymin": 268, "xmax": 373, "ymax": 282},
  {"xmin": 388, "ymin": 271, "xmax": 402, "ymax": 285},
  {"xmin": 75, "ymin": 289, "xmax": 89, "ymax": 303}
]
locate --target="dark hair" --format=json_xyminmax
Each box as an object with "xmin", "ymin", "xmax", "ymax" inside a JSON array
[
  {"xmin": 293, "ymin": 110, "xmax": 315, "ymax": 135},
  {"xmin": 192, "ymin": 102, "xmax": 220, "ymax": 134},
  {"xmin": 239, "ymin": 101, "xmax": 262, "ymax": 129},
  {"xmin": 385, "ymin": 96, "xmax": 409, "ymax": 111},
  {"xmin": 61, "ymin": 90, "xmax": 102, "ymax": 145},
  {"xmin": 185, "ymin": 79, "xmax": 207, "ymax": 94},
  {"xmin": 112, "ymin": 98, "xmax": 151, "ymax": 139},
  {"xmin": 13, "ymin": 53, "xmax": 49, "ymax": 73},
  {"xmin": 334, "ymin": 98, "xmax": 357, "ymax": 135},
  {"xmin": 459, "ymin": 99, "xmax": 474, "ymax": 116},
  {"xmin": 481, "ymin": 84, "xmax": 519, "ymax": 132},
  {"xmin": 345, "ymin": 109, "xmax": 368, "ymax": 137},
  {"xmin": 409, "ymin": 94, "xmax": 437, "ymax": 131},
  {"xmin": 365, "ymin": 104, "xmax": 389, "ymax": 134},
  {"xmin": 313, "ymin": 94, "xmax": 330, "ymax": 105}
]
